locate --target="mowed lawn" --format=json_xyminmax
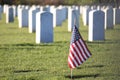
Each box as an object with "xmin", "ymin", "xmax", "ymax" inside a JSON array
[{"xmin": 0, "ymin": 14, "xmax": 120, "ymax": 80}]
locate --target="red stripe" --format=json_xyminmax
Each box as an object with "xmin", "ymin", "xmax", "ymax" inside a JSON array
[
  {"xmin": 75, "ymin": 42, "xmax": 87, "ymax": 61},
  {"xmin": 71, "ymin": 44, "xmax": 84, "ymax": 63},
  {"xmin": 68, "ymin": 56, "xmax": 73, "ymax": 68},
  {"xmin": 80, "ymin": 39, "xmax": 92, "ymax": 56},
  {"xmin": 70, "ymin": 47, "xmax": 82, "ymax": 65},
  {"xmin": 79, "ymin": 33, "xmax": 92, "ymax": 56},
  {"xmin": 78, "ymin": 39, "xmax": 90, "ymax": 58},
  {"xmin": 68, "ymin": 55, "xmax": 76, "ymax": 68},
  {"xmin": 70, "ymin": 49, "xmax": 80, "ymax": 66},
  {"xmin": 68, "ymin": 60, "xmax": 72, "ymax": 69}
]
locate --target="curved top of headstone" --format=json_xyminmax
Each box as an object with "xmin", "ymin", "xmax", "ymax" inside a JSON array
[
  {"xmin": 36, "ymin": 11, "xmax": 53, "ymax": 16},
  {"xmin": 40, "ymin": 11, "xmax": 53, "ymax": 16},
  {"xmin": 90, "ymin": 10, "xmax": 104, "ymax": 15}
]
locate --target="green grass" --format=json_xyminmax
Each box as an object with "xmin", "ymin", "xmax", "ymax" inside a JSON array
[{"xmin": 0, "ymin": 14, "xmax": 120, "ymax": 80}]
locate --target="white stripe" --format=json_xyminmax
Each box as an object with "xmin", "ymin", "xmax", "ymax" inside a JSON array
[
  {"xmin": 80, "ymin": 39, "xmax": 91, "ymax": 57},
  {"xmin": 69, "ymin": 53, "xmax": 79, "ymax": 67},
  {"xmin": 68, "ymin": 57, "xmax": 75, "ymax": 68},
  {"xmin": 70, "ymin": 45, "xmax": 82, "ymax": 64},
  {"xmin": 72, "ymin": 43, "xmax": 85, "ymax": 62},
  {"xmin": 76, "ymin": 40, "xmax": 88, "ymax": 59}
]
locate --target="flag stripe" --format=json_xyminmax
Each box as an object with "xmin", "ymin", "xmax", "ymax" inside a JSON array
[
  {"xmin": 75, "ymin": 41, "xmax": 87, "ymax": 60},
  {"xmin": 76, "ymin": 40, "xmax": 88, "ymax": 60},
  {"xmin": 70, "ymin": 50, "xmax": 81, "ymax": 66},
  {"xmin": 70, "ymin": 45, "xmax": 82, "ymax": 65},
  {"xmin": 79, "ymin": 39, "xmax": 92, "ymax": 57},
  {"xmin": 71, "ymin": 45, "xmax": 83, "ymax": 63},
  {"xmin": 68, "ymin": 55, "xmax": 77, "ymax": 68},
  {"xmin": 71, "ymin": 44, "xmax": 84, "ymax": 63},
  {"xmin": 77, "ymin": 39, "xmax": 89, "ymax": 59},
  {"xmin": 68, "ymin": 56, "xmax": 75, "ymax": 68},
  {"xmin": 69, "ymin": 51, "xmax": 79, "ymax": 67},
  {"xmin": 72, "ymin": 43, "xmax": 86, "ymax": 62}
]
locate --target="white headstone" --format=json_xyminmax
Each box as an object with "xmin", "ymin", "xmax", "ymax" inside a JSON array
[
  {"xmin": 28, "ymin": 8, "xmax": 40, "ymax": 33},
  {"xmin": 18, "ymin": 8, "xmax": 29, "ymax": 28},
  {"xmin": 56, "ymin": 7, "xmax": 64, "ymax": 26},
  {"xmin": 62, "ymin": 7, "xmax": 68, "ymax": 20},
  {"xmin": 97, "ymin": 5, "xmax": 101, "ymax": 10},
  {"xmin": 3, "ymin": 4, "xmax": 8, "ymax": 14},
  {"xmin": 68, "ymin": 7, "xmax": 79, "ymax": 32},
  {"xmin": 6, "ymin": 6, "xmax": 14, "ymax": 23},
  {"xmin": 36, "ymin": 11, "xmax": 53, "ymax": 43},
  {"xmin": 82, "ymin": 7, "xmax": 91, "ymax": 26},
  {"xmin": 91, "ymin": 5, "xmax": 97, "ymax": 10},
  {"xmin": 0, "ymin": 6, "xmax": 2, "ymax": 20},
  {"xmin": 43, "ymin": 5, "xmax": 50, "ymax": 12},
  {"xmin": 12, "ymin": 5, "xmax": 17, "ymax": 17},
  {"xmin": 17, "ymin": 5, "xmax": 25, "ymax": 20},
  {"xmin": 88, "ymin": 10, "xmax": 105, "ymax": 41},
  {"xmin": 51, "ymin": 6, "xmax": 67, "ymax": 27},
  {"xmin": 103, "ymin": 8, "xmax": 113, "ymax": 29},
  {"xmin": 50, "ymin": 6, "xmax": 56, "ymax": 27},
  {"xmin": 80, "ymin": 6, "xmax": 83, "ymax": 14},
  {"xmin": 113, "ymin": 8, "xmax": 120, "ymax": 25},
  {"xmin": 0, "ymin": 5, "xmax": 3, "ymax": 13},
  {"xmin": 40, "ymin": 6, "xmax": 44, "ymax": 11}
]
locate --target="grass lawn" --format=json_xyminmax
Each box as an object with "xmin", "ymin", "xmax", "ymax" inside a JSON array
[{"xmin": 0, "ymin": 14, "xmax": 120, "ymax": 80}]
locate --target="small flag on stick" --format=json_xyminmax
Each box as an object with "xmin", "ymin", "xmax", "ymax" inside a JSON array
[{"xmin": 68, "ymin": 25, "xmax": 92, "ymax": 69}]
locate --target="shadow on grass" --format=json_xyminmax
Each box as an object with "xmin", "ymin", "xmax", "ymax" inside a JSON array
[
  {"xmin": 0, "ymin": 41, "xmax": 69, "ymax": 47},
  {"xmin": 14, "ymin": 69, "xmax": 46, "ymax": 73},
  {"xmin": 0, "ymin": 41, "xmax": 68, "ymax": 50},
  {"xmin": 65, "ymin": 74, "xmax": 100, "ymax": 79},
  {"xmin": 76, "ymin": 64, "xmax": 104, "ymax": 69},
  {"xmin": 85, "ymin": 39, "xmax": 120, "ymax": 44},
  {"xmin": 86, "ymin": 64, "xmax": 104, "ymax": 68}
]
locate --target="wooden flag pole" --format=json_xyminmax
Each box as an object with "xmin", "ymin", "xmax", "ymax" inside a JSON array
[{"xmin": 71, "ymin": 69, "xmax": 73, "ymax": 80}]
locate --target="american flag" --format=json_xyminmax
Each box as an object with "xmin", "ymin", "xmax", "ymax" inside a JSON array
[{"xmin": 68, "ymin": 25, "xmax": 92, "ymax": 69}]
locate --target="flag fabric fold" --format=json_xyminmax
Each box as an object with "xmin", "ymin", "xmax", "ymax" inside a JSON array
[{"xmin": 68, "ymin": 25, "xmax": 92, "ymax": 69}]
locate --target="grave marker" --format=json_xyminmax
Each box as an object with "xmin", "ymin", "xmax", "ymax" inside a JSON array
[
  {"xmin": 113, "ymin": 8, "xmax": 120, "ymax": 25},
  {"xmin": 103, "ymin": 8, "xmax": 113, "ymax": 29},
  {"xmin": 36, "ymin": 11, "xmax": 53, "ymax": 43},
  {"xmin": 0, "ymin": 6, "xmax": 2, "ymax": 20},
  {"xmin": 28, "ymin": 8, "xmax": 40, "ymax": 33},
  {"xmin": 18, "ymin": 8, "xmax": 29, "ymax": 28},
  {"xmin": 6, "ymin": 6, "xmax": 14, "ymax": 23},
  {"xmin": 89, "ymin": 10, "xmax": 105, "ymax": 41},
  {"xmin": 68, "ymin": 7, "xmax": 79, "ymax": 32}
]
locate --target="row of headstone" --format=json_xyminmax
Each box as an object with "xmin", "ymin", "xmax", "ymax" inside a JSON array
[
  {"xmin": 17, "ymin": 5, "xmax": 69, "ymax": 29},
  {"xmin": 17, "ymin": 5, "xmax": 54, "ymax": 43},
  {"xmin": 3, "ymin": 5, "xmax": 18, "ymax": 23},
  {"xmin": 3, "ymin": 5, "xmax": 17, "ymax": 17},
  {"xmin": 81, "ymin": 5, "xmax": 120, "ymax": 30},
  {"xmin": 2, "ymin": 4, "xmax": 120, "ymax": 43},
  {"xmin": 50, "ymin": 6, "xmax": 68, "ymax": 27}
]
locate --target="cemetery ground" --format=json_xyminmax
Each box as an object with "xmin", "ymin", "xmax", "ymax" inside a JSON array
[{"xmin": 0, "ymin": 14, "xmax": 120, "ymax": 80}]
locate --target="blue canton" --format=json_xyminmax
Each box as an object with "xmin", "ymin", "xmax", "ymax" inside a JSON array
[{"xmin": 71, "ymin": 25, "xmax": 81, "ymax": 44}]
